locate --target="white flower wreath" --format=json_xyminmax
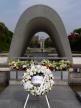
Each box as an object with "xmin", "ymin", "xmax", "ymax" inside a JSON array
[{"xmin": 22, "ymin": 64, "xmax": 54, "ymax": 96}]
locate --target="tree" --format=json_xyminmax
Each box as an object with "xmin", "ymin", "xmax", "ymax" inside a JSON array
[
  {"xmin": 0, "ymin": 22, "xmax": 13, "ymax": 52},
  {"xmin": 73, "ymin": 28, "xmax": 81, "ymax": 35},
  {"xmin": 68, "ymin": 31, "xmax": 81, "ymax": 52},
  {"xmin": 44, "ymin": 37, "xmax": 55, "ymax": 48},
  {"xmin": 29, "ymin": 36, "xmax": 40, "ymax": 48}
]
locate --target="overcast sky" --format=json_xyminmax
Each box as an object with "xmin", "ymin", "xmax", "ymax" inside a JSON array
[{"xmin": 0, "ymin": 0, "xmax": 81, "ymax": 34}]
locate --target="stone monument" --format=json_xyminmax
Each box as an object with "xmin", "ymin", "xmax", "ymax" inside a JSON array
[{"xmin": 9, "ymin": 4, "xmax": 72, "ymax": 61}]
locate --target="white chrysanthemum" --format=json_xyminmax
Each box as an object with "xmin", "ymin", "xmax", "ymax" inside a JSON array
[
  {"xmin": 22, "ymin": 65, "xmax": 27, "ymax": 68},
  {"xmin": 24, "ymin": 81, "xmax": 33, "ymax": 89}
]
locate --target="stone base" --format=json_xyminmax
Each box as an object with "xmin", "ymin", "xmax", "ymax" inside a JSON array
[
  {"xmin": 0, "ymin": 72, "xmax": 9, "ymax": 85},
  {"xmin": 9, "ymin": 80, "xmax": 22, "ymax": 85}
]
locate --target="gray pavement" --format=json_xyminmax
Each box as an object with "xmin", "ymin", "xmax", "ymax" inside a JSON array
[{"xmin": 0, "ymin": 85, "xmax": 81, "ymax": 108}]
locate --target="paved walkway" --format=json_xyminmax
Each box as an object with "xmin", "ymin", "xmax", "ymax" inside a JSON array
[{"xmin": 0, "ymin": 85, "xmax": 81, "ymax": 108}]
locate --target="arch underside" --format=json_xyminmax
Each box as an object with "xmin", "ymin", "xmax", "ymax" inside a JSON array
[{"xmin": 9, "ymin": 5, "xmax": 72, "ymax": 61}]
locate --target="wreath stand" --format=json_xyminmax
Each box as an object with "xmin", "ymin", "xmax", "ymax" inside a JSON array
[
  {"xmin": 23, "ymin": 93, "xmax": 51, "ymax": 108},
  {"xmin": 23, "ymin": 76, "xmax": 51, "ymax": 108}
]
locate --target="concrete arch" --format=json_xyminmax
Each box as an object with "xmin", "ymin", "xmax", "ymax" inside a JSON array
[{"xmin": 9, "ymin": 4, "xmax": 72, "ymax": 60}]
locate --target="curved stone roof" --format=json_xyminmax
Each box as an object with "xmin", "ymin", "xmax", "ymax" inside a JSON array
[{"xmin": 9, "ymin": 4, "xmax": 72, "ymax": 61}]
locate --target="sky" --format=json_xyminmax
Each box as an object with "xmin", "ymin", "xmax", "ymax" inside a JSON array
[{"xmin": 0, "ymin": 0, "xmax": 81, "ymax": 35}]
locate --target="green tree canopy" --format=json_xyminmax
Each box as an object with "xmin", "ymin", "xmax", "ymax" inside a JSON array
[
  {"xmin": 44, "ymin": 37, "xmax": 55, "ymax": 48},
  {"xmin": 0, "ymin": 22, "xmax": 13, "ymax": 52},
  {"xmin": 73, "ymin": 28, "xmax": 81, "ymax": 35},
  {"xmin": 68, "ymin": 28, "xmax": 81, "ymax": 52},
  {"xmin": 29, "ymin": 36, "xmax": 40, "ymax": 48}
]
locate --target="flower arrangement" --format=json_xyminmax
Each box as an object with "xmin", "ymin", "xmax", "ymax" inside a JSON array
[
  {"xmin": 8, "ymin": 60, "xmax": 31, "ymax": 71},
  {"xmin": 41, "ymin": 59, "xmax": 72, "ymax": 71},
  {"xmin": 9, "ymin": 59, "xmax": 72, "ymax": 71},
  {"xmin": 41, "ymin": 59, "xmax": 54, "ymax": 71},
  {"xmin": 8, "ymin": 59, "xmax": 72, "ymax": 95},
  {"xmin": 22, "ymin": 64, "xmax": 54, "ymax": 96}
]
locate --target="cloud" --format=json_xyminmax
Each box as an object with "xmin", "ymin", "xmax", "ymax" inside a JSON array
[
  {"xmin": 19, "ymin": 0, "xmax": 81, "ymax": 33},
  {"xmin": 19, "ymin": 0, "xmax": 69, "ymax": 13},
  {"xmin": 0, "ymin": 0, "xmax": 21, "ymax": 31},
  {"xmin": 0, "ymin": 0, "xmax": 81, "ymax": 33},
  {"xmin": 19, "ymin": 0, "xmax": 77, "ymax": 13}
]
